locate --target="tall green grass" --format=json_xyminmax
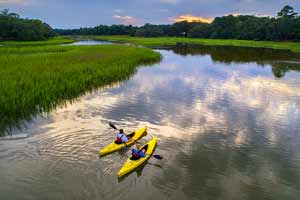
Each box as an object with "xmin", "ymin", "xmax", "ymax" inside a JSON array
[
  {"xmin": 0, "ymin": 36, "xmax": 75, "ymax": 46},
  {"xmin": 0, "ymin": 45, "xmax": 161, "ymax": 135},
  {"xmin": 94, "ymin": 36, "xmax": 300, "ymax": 53}
]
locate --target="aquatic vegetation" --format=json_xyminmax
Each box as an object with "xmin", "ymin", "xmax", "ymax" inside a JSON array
[
  {"xmin": 0, "ymin": 36, "xmax": 74, "ymax": 46},
  {"xmin": 94, "ymin": 36, "xmax": 300, "ymax": 52},
  {"xmin": 0, "ymin": 45, "xmax": 161, "ymax": 135}
]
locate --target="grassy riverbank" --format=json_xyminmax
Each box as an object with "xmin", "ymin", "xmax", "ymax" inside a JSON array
[
  {"xmin": 0, "ymin": 45, "xmax": 161, "ymax": 134},
  {"xmin": 0, "ymin": 36, "xmax": 75, "ymax": 46},
  {"xmin": 94, "ymin": 36, "xmax": 300, "ymax": 53}
]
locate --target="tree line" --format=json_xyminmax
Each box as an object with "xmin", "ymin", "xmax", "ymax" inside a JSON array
[
  {"xmin": 1, "ymin": 6, "xmax": 299, "ymax": 41},
  {"xmin": 56, "ymin": 5, "xmax": 300, "ymax": 41},
  {"xmin": 0, "ymin": 9, "xmax": 55, "ymax": 41},
  {"xmin": 189, "ymin": 5, "xmax": 300, "ymax": 41}
]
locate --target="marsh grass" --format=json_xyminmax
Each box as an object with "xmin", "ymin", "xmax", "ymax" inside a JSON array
[
  {"xmin": 0, "ymin": 44, "xmax": 161, "ymax": 135},
  {"xmin": 94, "ymin": 36, "xmax": 300, "ymax": 53},
  {"xmin": 0, "ymin": 36, "xmax": 75, "ymax": 46}
]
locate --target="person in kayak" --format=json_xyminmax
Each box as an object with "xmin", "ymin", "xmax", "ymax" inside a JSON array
[
  {"xmin": 115, "ymin": 129, "xmax": 129, "ymax": 144},
  {"xmin": 131, "ymin": 144, "xmax": 146, "ymax": 160}
]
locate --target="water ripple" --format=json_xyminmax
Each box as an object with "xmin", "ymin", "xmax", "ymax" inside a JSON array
[{"xmin": 1, "ymin": 47, "xmax": 300, "ymax": 199}]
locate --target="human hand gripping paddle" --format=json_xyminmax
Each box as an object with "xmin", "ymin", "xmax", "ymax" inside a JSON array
[
  {"xmin": 135, "ymin": 151, "xmax": 163, "ymax": 160},
  {"xmin": 109, "ymin": 122, "xmax": 163, "ymax": 160},
  {"xmin": 109, "ymin": 122, "xmax": 131, "ymax": 141}
]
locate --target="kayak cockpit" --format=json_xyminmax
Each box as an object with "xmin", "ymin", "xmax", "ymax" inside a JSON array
[
  {"xmin": 130, "ymin": 144, "xmax": 148, "ymax": 160},
  {"xmin": 114, "ymin": 132, "xmax": 135, "ymax": 144}
]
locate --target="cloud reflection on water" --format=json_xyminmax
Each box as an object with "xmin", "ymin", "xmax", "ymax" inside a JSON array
[
  {"xmin": 2, "ymin": 46, "xmax": 300, "ymax": 200},
  {"xmin": 89, "ymin": 48, "xmax": 300, "ymax": 199}
]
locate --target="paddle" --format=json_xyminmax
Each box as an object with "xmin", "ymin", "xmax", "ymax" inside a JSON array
[
  {"xmin": 109, "ymin": 122, "xmax": 134, "ymax": 138},
  {"xmin": 110, "ymin": 122, "xmax": 162, "ymax": 159},
  {"xmin": 145, "ymin": 153, "xmax": 163, "ymax": 160},
  {"xmin": 109, "ymin": 122, "xmax": 131, "ymax": 147},
  {"xmin": 153, "ymin": 155, "xmax": 163, "ymax": 160},
  {"xmin": 109, "ymin": 122, "xmax": 118, "ymax": 130}
]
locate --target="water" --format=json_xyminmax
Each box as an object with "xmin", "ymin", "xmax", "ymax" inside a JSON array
[
  {"xmin": 63, "ymin": 40, "xmax": 113, "ymax": 46},
  {"xmin": 1, "ymin": 45, "xmax": 300, "ymax": 200}
]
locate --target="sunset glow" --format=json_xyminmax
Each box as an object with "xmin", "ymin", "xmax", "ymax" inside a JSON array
[{"xmin": 170, "ymin": 14, "xmax": 214, "ymax": 23}]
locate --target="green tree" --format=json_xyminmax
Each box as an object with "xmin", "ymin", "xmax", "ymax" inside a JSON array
[
  {"xmin": 188, "ymin": 23, "xmax": 211, "ymax": 38},
  {"xmin": 54, "ymin": 5, "xmax": 300, "ymax": 42},
  {"xmin": 275, "ymin": 6, "xmax": 299, "ymax": 40},
  {"xmin": 277, "ymin": 5, "xmax": 298, "ymax": 19},
  {"xmin": 0, "ymin": 9, "xmax": 55, "ymax": 41},
  {"xmin": 135, "ymin": 24, "xmax": 164, "ymax": 37}
]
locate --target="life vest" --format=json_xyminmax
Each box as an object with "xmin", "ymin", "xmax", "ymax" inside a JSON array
[
  {"xmin": 117, "ymin": 134, "xmax": 124, "ymax": 143},
  {"xmin": 133, "ymin": 151, "xmax": 140, "ymax": 158}
]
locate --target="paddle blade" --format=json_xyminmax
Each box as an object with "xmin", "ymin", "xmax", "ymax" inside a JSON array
[
  {"xmin": 109, "ymin": 122, "xmax": 118, "ymax": 130},
  {"xmin": 153, "ymin": 155, "xmax": 163, "ymax": 160}
]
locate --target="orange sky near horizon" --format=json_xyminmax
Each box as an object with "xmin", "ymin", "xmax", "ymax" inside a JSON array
[{"xmin": 170, "ymin": 14, "xmax": 214, "ymax": 23}]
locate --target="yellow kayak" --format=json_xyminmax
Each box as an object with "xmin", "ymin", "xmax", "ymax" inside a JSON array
[
  {"xmin": 117, "ymin": 137, "xmax": 157, "ymax": 178},
  {"xmin": 99, "ymin": 127, "xmax": 147, "ymax": 156}
]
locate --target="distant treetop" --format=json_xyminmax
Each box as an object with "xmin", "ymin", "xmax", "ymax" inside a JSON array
[{"xmin": 0, "ymin": 9, "xmax": 56, "ymax": 41}]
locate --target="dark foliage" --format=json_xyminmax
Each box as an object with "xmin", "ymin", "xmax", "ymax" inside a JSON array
[
  {"xmin": 56, "ymin": 6, "xmax": 299, "ymax": 41},
  {"xmin": 0, "ymin": 9, "xmax": 56, "ymax": 41},
  {"xmin": 55, "ymin": 24, "xmax": 138, "ymax": 36}
]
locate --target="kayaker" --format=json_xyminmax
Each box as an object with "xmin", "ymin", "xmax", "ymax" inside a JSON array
[
  {"xmin": 131, "ymin": 144, "xmax": 146, "ymax": 160},
  {"xmin": 115, "ymin": 129, "xmax": 129, "ymax": 144}
]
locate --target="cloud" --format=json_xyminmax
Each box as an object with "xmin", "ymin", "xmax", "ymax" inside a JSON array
[
  {"xmin": 170, "ymin": 14, "xmax": 214, "ymax": 23},
  {"xmin": 113, "ymin": 9, "xmax": 123, "ymax": 13},
  {"xmin": 226, "ymin": 12, "xmax": 273, "ymax": 17},
  {"xmin": 1, "ymin": 0, "xmax": 299, "ymax": 28},
  {"xmin": 159, "ymin": 0, "xmax": 181, "ymax": 4},
  {"xmin": 157, "ymin": 9, "xmax": 169, "ymax": 12},
  {"xmin": 112, "ymin": 15, "xmax": 141, "ymax": 25},
  {"xmin": 0, "ymin": 0, "xmax": 29, "ymax": 5}
]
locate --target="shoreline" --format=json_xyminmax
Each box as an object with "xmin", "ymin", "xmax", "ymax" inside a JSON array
[{"xmin": 93, "ymin": 36, "xmax": 300, "ymax": 53}]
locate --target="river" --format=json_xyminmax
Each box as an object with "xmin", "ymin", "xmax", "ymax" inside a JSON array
[{"xmin": 1, "ymin": 43, "xmax": 300, "ymax": 200}]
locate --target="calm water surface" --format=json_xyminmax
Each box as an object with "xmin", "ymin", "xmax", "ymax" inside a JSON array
[
  {"xmin": 1, "ymin": 45, "xmax": 300, "ymax": 200},
  {"xmin": 63, "ymin": 40, "xmax": 113, "ymax": 46}
]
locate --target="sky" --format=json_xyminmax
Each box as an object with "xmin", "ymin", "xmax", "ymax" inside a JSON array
[{"xmin": 0, "ymin": 0, "xmax": 299, "ymax": 28}]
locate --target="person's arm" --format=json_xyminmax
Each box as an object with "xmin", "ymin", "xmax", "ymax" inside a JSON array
[
  {"xmin": 132, "ymin": 149, "xmax": 136, "ymax": 154},
  {"xmin": 122, "ymin": 134, "xmax": 129, "ymax": 142},
  {"xmin": 139, "ymin": 151, "xmax": 146, "ymax": 157}
]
